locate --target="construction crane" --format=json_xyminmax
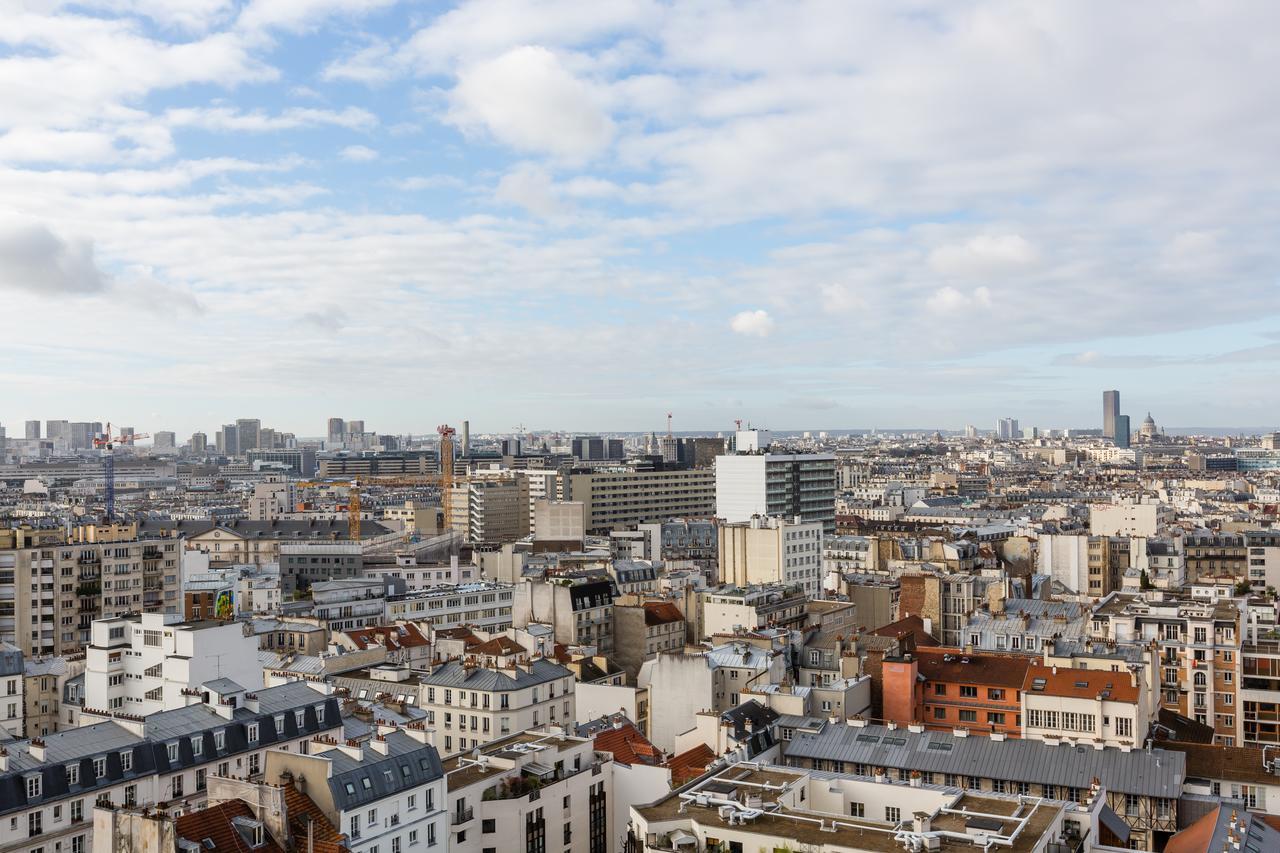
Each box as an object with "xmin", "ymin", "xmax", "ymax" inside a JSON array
[
  {"xmin": 92, "ymin": 422, "xmax": 150, "ymax": 521},
  {"xmin": 437, "ymin": 424, "xmax": 456, "ymax": 532},
  {"xmin": 348, "ymin": 480, "xmax": 361, "ymax": 541}
]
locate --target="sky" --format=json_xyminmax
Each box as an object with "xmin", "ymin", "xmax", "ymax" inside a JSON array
[{"xmin": 2, "ymin": 0, "xmax": 1279, "ymax": 438}]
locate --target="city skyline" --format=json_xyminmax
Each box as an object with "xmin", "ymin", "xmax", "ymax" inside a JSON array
[{"xmin": 4, "ymin": 3, "xmax": 1280, "ymax": 431}]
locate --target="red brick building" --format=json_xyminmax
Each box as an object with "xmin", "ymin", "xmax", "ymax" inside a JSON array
[{"xmin": 881, "ymin": 646, "xmax": 1031, "ymax": 737}]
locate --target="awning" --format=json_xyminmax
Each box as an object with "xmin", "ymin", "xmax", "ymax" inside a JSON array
[
  {"xmin": 668, "ymin": 830, "xmax": 697, "ymax": 846},
  {"xmin": 1098, "ymin": 805, "xmax": 1131, "ymax": 843}
]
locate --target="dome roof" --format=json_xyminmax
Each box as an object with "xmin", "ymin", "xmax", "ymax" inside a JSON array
[{"xmin": 1143, "ymin": 412, "xmax": 1156, "ymax": 425}]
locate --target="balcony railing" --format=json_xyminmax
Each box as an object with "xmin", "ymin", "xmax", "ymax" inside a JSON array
[{"xmin": 450, "ymin": 807, "xmax": 474, "ymax": 826}]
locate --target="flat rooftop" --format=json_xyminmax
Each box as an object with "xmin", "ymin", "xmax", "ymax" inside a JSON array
[{"xmin": 635, "ymin": 764, "xmax": 1064, "ymax": 853}]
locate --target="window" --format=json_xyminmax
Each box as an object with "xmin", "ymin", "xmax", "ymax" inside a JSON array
[
  {"xmin": 93, "ymin": 758, "xmax": 106, "ymax": 778},
  {"xmin": 427, "ymin": 824, "xmax": 437, "ymax": 847},
  {"xmin": 987, "ymin": 712, "xmax": 1005, "ymax": 725},
  {"xmin": 350, "ymin": 816, "xmax": 361, "ymax": 840},
  {"xmin": 70, "ymin": 800, "xmax": 83, "ymax": 823},
  {"xmin": 959, "ymin": 686, "xmax": 977, "ymax": 698},
  {"xmin": 933, "ymin": 684, "xmax": 946, "ymax": 695},
  {"xmin": 247, "ymin": 723, "xmax": 259, "ymax": 742},
  {"xmin": 482, "ymin": 819, "xmax": 495, "ymax": 833},
  {"xmin": 958, "ymin": 710, "xmax": 977, "ymax": 723},
  {"xmin": 192, "ymin": 738, "xmax": 203, "ymax": 757},
  {"xmin": 849, "ymin": 802, "xmax": 865, "ymax": 818},
  {"xmin": 933, "ymin": 707, "xmax": 946, "ymax": 719},
  {"xmin": 214, "ymin": 731, "xmax": 225, "ymax": 750},
  {"xmin": 29, "ymin": 812, "xmax": 42, "ymax": 837},
  {"xmin": 885, "ymin": 806, "xmax": 901, "ymax": 823},
  {"xmin": 392, "ymin": 839, "xmax": 401, "ymax": 853},
  {"xmin": 197, "ymin": 769, "xmax": 207, "ymax": 791},
  {"xmin": 408, "ymin": 831, "xmax": 418, "ymax": 846},
  {"xmin": 27, "ymin": 776, "xmax": 41, "ymax": 798},
  {"xmin": 407, "ymin": 794, "xmax": 416, "ymax": 811},
  {"xmin": 988, "ymin": 689, "xmax": 1004, "ymax": 700},
  {"xmin": 167, "ymin": 743, "xmax": 179, "ymax": 762},
  {"xmin": 172, "ymin": 774, "xmax": 184, "ymax": 797},
  {"xmin": 368, "ymin": 809, "xmax": 377, "ymax": 825}
]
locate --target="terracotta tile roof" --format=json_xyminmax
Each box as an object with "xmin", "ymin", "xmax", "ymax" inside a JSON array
[
  {"xmin": 911, "ymin": 647, "xmax": 1032, "ymax": 689},
  {"xmin": 1165, "ymin": 806, "xmax": 1219, "ymax": 853},
  {"xmin": 346, "ymin": 623, "xmax": 429, "ymax": 650},
  {"xmin": 643, "ymin": 602, "xmax": 685, "ymax": 626},
  {"xmin": 176, "ymin": 800, "xmax": 285, "ymax": 853},
  {"xmin": 283, "ymin": 782, "xmax": 348, "ymax": 853},
  {"xmin": 1022, "ymin": 664, "xmax": 1139, "ymax": 703},
  {"xmin": 433, "ymin": 626, "xmax": 481, "ymax": 643},
  {"xmin": 866, "ymin": 615, "xmax": 940, "ymax": 646},
  {"xmin": 594, "ymin": 723, "xmax": 664, "ymax": 767},
  {"xmin": 666, "ymin": 743, "xmax": 716, "ymax": 786},
  {"xmin": 468, "ymin": 636, "xmax": 525, "ymax": 657}
]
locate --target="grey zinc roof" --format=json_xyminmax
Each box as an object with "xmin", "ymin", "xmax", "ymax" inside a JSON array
[
  {"xmin": 416, "ymin": 658, "xmax": 571, "ymax": 691},
  {"xmin": 783, "ymin": 723, "xmax": 1184, "ymax": 799},
  {"xmin": 326, "ymin": 731, "xmax": 443, "ymax": 812},
  {"xmin": 202, "ymin": 678, "xmax": 247, "ymax": 695}
]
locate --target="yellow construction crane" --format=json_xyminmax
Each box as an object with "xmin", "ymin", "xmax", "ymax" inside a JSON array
[{"xmin": 348, "ymin": 480, "xmax": 361, "ymax": 541}]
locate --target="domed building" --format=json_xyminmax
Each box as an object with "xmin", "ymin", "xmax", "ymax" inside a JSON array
[{"xmin": 1140, "ymin": 412, "xmax": 1158, "ymax": 440}]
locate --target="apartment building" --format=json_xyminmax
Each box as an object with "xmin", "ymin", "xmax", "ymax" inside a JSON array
[
  {"xmin": 898, "ymin": 572, "xmax": 999, "ymax": 647},
  {"xmin": 1021, "ymin": 664, "xmax": 1147, "ymax": 748},
  {"xmin": 467, "ymin": 478, "xmax": 527, "ymax": 545},
  {"xmin": 83, "ymin": 613, "xmax": 260, "ymax": 719},
  {"xmin": 141, "ymin": 519, "xmax": 393, "ymax": 568},
  {"xmin": 698, "ymin": 584, "xmax": 808, "ymax": 640},
  {"xmin": 309, "ymin": 578, "xmax": 387, "ymax": 633},
  {"xmin": 278, "ymin": 543, "xmax": 363, "ymax": 593},
  {"xmin": 1183, "ymin": 530, "xmax": 1248, "ymax": 583},
  {"xmin": 715, "ymin": 451, "xmax": 837, "ymax": 532},
  {"xmin": 334, "ymin": 658, "xmax": 576, "ymax": 756},
  {"xmin": 0, "ymin": 680, "xmax": 340, "ymax": 853},
  {"xmin": 612, "ymin": 601, "xmax": 686, "ymax": 684},
  {"xmin": 1088, "ymin": 503, "xmax": 1172, "ymax": 538},
  {"xmin": 637, "ymin": 642, "xmax": 787, "ymax": 752},
  {"xmin": 1089, "ymin": 592, "xmax": 1242, "ymax": 745},
  {"xmin": 512, "ymin": 579, "xmax": 614, "ymax": 654},
  {"xmin": 384, "ymin": 583, "xmax": 514, "ymax": 633},
  {"xmin": 444, "ymin": 730, "xmax": 611, "ymax": 853},
  {"xmin": 880, "ymin": 647, "xmax": 1030, "ymax": 737},
  {"xmin": 0, "ymin": 524, "xmax": 182, "ymax": 658},
  {"xmin": 24, "ymin": 655, "xmax": 83, "ymax": 738},
  {"xmin": 718, "ymin": 515, "xmax": 823, "ymax": 598},
  {"xmin": 782, "ymin": 720, "xmax": 1184, "ymax": 851},
  {"xmin": 263, "ymin": 725, "xmax": 445, "ymax": 853},
  {"xmin": 0, "ymin": 644, "xmax": 23, "ymax": 739},
  {"xmin": 564, "ymin": 467, "xmax": 716, "ymax": 533}
]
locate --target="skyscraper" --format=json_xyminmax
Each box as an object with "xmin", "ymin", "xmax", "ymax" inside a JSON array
[
  {"xmin": 218, "ymin": 424, "xmax": 239, "ymax": 455},
  {"xmin": 1103, "ymin": 390, "xmax": 1120, "ymax": 439},
  {"xmin": 327, "ymin": 417, "xmax": 345, "ymax": 447},
  {"xmin": 191, "ymin": 432, "xmax": 208, "ymax": 453},
  {"xmin": 24, "ymin": 421, "xmax": 39, "ymax": 439},
  {"xmin": 235, "ymin": 418, "xmax": 261, "ymax": 451},
  {"xmin": 1114, "ymin": 415, "xmax": 1131, "ymax": 449}
]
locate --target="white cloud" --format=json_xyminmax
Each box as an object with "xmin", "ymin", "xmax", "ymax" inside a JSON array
[
  {"xmin": 166, "ymin": 106, "xmax": 377, "ymax": 132},
  {"xmin": 730, "ymin": 309, "xmax": 775, "ymax": 337},
  {"xmin": 236, "ymin": 0, "xmax": 399, "ymax": 33},
  {"xmin": 495, "ymin": 164, "xmax": 562, "ymax": 217},
  {"xmin": 0, "ymin": 223, "xmax": 107, "ymax": 295},
  {"xmin": 339, "ymin": 144, "xmax": 379, "ymax": 162},
  {"xmin": 927, "ymin": 234, "xmax": 1039, "ymax": 278},
  {"xmin": 446, "ymin": 46, "xmax": 615, "ymax": 160}
]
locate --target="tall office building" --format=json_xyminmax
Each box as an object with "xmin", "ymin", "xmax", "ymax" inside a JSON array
[
  {"xmin": 153, "ymin": 431, "xmax": 176, "ymax": 449},
  {"xmin": 235, "ymin": 418, "xmax": 261, "ymax": 451},
  {"xmin": 69, "ymin": 421, "xmax": 101, "ymax": 450},
  {"xmin": 24, "ymin": 421, "xmax": 39, "ymax": 440},
  {"xmin": 1103, "ymin": 390, "xmax": 1120, "ymax": 439},
  {"xmin": 1114, "ymin": 415, "xmax": 1131, "ymax": 449},
  {"xmin": 45, "ymin": 420, "xmax": 69, "ymax": 445},
  {"xmin": 715, "ymin": 450, "xmax": 837, "ymax": 532},
  {"xmin": 461, "ymin": 420, "xmax": 470, "ymax": 454},
  {"xmin": 218, "ymin": 423, "xmax": 239, "ymax": 455},
  {"xmin": 347, "ymin": 419, "xmax": 365, "ymax": 436},
  {"xmin": 572, "ymin": 435, "xmax": 605, "ymax": 461},
  {"xmin": 190, "ymin": 432, "xmax": 208, "ymax": 453},
  {"xmin": 995, "ymin": 418, "xmax": 1020, "ymax": 440},
  {"xmin": 327, "ymin": 417, "xmax": 345, "ymax": 446}
]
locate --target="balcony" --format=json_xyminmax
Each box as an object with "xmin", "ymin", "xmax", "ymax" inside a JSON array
[{"xmin": 450, "ymin": 807, "xmax": 474, "ymax": 826}]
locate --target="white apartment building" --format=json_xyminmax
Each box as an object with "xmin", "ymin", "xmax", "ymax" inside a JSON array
[
  {"xmin": 1022, "ymin": 664, "xmax": 1148, "ymax": 748},
  {"xmin": 263, "ymin": 725, "xmax": 445, "ymax": 853},
  {"xmin": 0, "ymin": 680, "xmax": 340, "ymax": 853},
  {"xmin": 0, "ymin": 643, "xmax": 24, "ymax": 739},
  {"xmin": 638, "ymin": 642, "xmax": 787, "ymax": 752},
  {"xmin": 83, "ymin": 612, "xmax": 260, "ymax": 719},
  {"xmin": 715, "ymin": 452, "xmax": 837, "ymax": 532},
  {"xmin": 1089, "ymin": 502, "xmax": 1172, "ymax": 538},
  {"xmin": 444, "ymin": 729, "xmax": 612, "ymax": 853},
  {"xmin": 718, "ymin": 515, "xmax": 823, "ymax": 598},
  {"xmin": 384, "ymin": 582, "xmax": 514, "ymax": 632},
  {"xmin": 334, "ymin": 657, "xmax": 576, "ymax": 756},
  {"xmin": 564, "ymin": 467, "xmax": 716, "ymax": 533}
]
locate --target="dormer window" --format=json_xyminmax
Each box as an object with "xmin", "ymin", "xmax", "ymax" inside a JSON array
[
  {"xmin": 26, "ymin": 776, "xmax": 40, "ymax": 798},
  {"xmin": 167, "ymin": 743, "xmax": 179, "ymax": 762},
  {"xmin": 247, "ymin": 723, "xmax": 259, "ymax": 743},
  {"xmin": 295, "ymin": 710, "xmax": 305, "ymax": 728},
  {"xmin": 192, "ymin": 738, "xmax": 203, "ymax": 757},
  {"xmin": 315, "ymin": 705, "xmax": 326, "ymax": 724},
  {"xmin": 93, "ymin": 758, "xmax": 106, "ymax": 778},
  {"xmin": 66, "ymin": 766, "xmax": 78, "ymax": 786},
  {"xmin": 121, "ymin": 752, "xmax": 133, "ymax": 772},
  {"xmin": 214, "ymin": 730, "xmax": 225, "ymax": 750}
]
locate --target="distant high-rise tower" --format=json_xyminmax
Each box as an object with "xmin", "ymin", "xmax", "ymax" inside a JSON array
[
  {"xmin": 462, "ymin": 420, "xmax": 470, "ymax": 454},
  {"xmin": 327, "ymin": 417, "xmax": 345, "ymax": 447},
  {"xmin": 191, "ymin": 432, "xmax": 208, "ymax": 454},
  {"xmin": 24, "ymin": 420, "xmax": 39, "ymax": 440},
  {"xmin": 1114, "ymin": 415, "xmax": 1131, "ymax": 449},
  {"xmin": 235, "ymin": 418, "xmax": 261, "ymax": 451},
  {"xmin": 1103, "ymin": 390, "xmax": 1120, "ymax": 439}
]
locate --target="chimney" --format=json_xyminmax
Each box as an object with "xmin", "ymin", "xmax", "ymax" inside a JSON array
[
  {"xmin": 913, "ymin": 812, "xmax": 931, "ymax": 833},
  {"xmin": 368, "ymin": 736, "xmax": 389, "ymax": 755}
]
